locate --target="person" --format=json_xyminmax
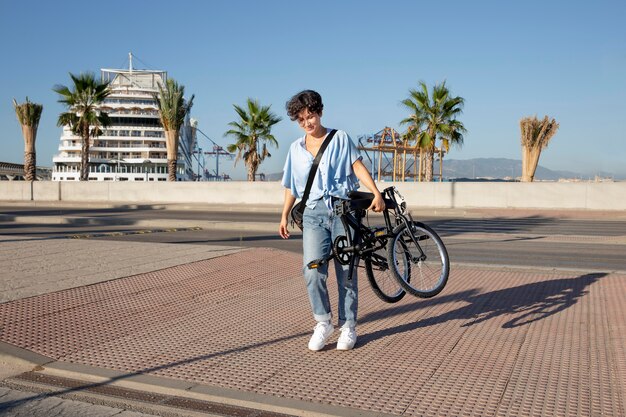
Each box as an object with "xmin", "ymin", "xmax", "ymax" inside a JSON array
[{"xmin": 279, "ymin": 90, "xmax": 385, "ymax": 351}]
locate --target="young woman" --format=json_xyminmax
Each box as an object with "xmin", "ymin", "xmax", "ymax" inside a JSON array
[{"xmin": 280, "ymin": 90, "xmax": 384, "ymax": 351}]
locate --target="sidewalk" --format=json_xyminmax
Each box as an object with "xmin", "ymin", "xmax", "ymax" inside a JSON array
[{"xmin": 0, "ymin": 234, "xmax": 624, "ymax": 416}]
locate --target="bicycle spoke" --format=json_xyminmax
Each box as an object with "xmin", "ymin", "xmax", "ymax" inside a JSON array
[
  {"xmin": 388, "ymin": 222, "xmax": 449, "ymax": 298},
  {"xmin": 365, "ymin": 239, "xmax": 405, "ymax": 303}
]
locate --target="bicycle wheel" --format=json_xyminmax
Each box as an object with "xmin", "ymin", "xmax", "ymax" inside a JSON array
[
  {"xmin": 388, "ymin": 221, "xmax": 449, "ymax": 298},
  {"xmin": 365, "ymin": 243, "xmax": 406, "ymax": 303}
]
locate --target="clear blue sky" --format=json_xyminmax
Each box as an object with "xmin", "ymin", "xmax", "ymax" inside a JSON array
[{"xmin": 1, "ymin": 0, "xmax": 625, "ymax": 179}]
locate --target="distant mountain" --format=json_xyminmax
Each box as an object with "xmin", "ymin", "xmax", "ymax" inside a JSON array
[
  {"xmin": 266, "ymin": 158, "xmax": 620, "ymax": 182},
  {"xmin": 438, "ymin": 158, "xmax": 620, "ymax": 181},
  {"xmin": 437, "ymin": 158, "xmax": 573, "ymax": 180}
]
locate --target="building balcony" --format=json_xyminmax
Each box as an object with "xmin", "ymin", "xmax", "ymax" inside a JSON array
[
  {"xmin": 98, "ymin": 130, "xmax": 165, "ymax": 139},
  {"xmin": 108, "ymin": 89, "xmax": 157, "ymax": 97},
  {"xmin": 53, "ymin": 155, "xmax": 81, "ymax": 163},
  {"xmin": 91, "ymin": 145, "xmax": 166, "ymax": 151},
  {"xmin": 101, "ymin": 100, "xmax": 156, "ymax": 108},
  {"xmin": 57, "ymin": 145, "xmax": 82, "ymax": 151},
  {"xmin": 105, "ymin": 110, "xmax": 159, "ymax": 118}
]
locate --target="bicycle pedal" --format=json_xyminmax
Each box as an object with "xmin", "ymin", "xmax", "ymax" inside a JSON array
[
  {"xmin": 373, "ymin": 228, "xmax": 387, "ymax": 237},
  {"xmin": 307, "ymin": 259, "xmax": 325, "ymax": 269}
]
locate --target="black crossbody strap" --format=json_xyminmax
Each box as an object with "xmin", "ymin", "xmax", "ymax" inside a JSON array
[{"xmin": 300, "ymin": 129, "xmax": 337, "ymax": 207}]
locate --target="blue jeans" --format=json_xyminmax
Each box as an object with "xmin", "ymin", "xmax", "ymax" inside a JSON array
[{"xmin": 302, "ymin": 198, "xmax": 358, "ymax": 329}]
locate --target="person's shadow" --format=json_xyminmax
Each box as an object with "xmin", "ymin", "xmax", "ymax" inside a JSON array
[{"xmin": 359, "ymin": 272, "xmax": 606, "ymax": 344}]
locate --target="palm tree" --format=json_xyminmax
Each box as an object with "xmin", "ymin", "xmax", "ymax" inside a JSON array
[
  {"xmin": 520, "ymin": 116, "xmax": 559, "ymax": 182},
  {"xmin": 12, "ymin": 97, "xmax": 43, "ymax": 181},
  {"xmin": 225, "ymin": 98, "xmax": 282, "ymax": 181},
  {"xmin": 54, "ymin": 73, "xmax": 111, "ymax": 181},
  {"xmin": 438, "ymin": 118, "xmax": 466, "ymax": 181},
  {"xmin": 153, "ymin": 78, "xmax": 194, "ymax": 181},
  {"xmin": 401, "ymin": 81, "xmax": 465, "ymax": 181}
]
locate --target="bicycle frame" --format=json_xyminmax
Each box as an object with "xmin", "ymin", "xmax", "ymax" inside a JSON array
[
  {"xmin": 307, "ymin": 186, "xmax": 450, "ymax": 301},
  {"xmin": 307, "ymin": 186, "xmax": 427, "ymax": 278}
]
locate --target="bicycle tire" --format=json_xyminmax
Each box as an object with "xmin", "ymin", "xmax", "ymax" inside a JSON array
[
  {"xmin": 365, "ymin": 246, "xmax": 406, "ymax": 303},
  {"xmin": 387, "ymin": 221, "xmax": 449, "ymax": 298}
]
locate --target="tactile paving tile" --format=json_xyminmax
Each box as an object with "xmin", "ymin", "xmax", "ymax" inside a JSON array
[{"xmin": 1, "ymin": 247, "xmax": 625, "ymax": 417}]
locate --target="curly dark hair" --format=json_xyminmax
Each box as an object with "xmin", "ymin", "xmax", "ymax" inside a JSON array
[{"xmin": 285, "ymin": 90, "xmax": 323, "ymax": 121}]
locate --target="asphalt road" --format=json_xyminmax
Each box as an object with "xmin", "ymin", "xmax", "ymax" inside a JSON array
[{"xmin": 1, "ymin": 210, "xmax": 625, "ymax": 271}]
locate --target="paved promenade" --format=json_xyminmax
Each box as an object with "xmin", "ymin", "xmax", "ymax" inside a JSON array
[{"xmin": 0, "ymin": 211, "xmax": 625, "ymax": 416}]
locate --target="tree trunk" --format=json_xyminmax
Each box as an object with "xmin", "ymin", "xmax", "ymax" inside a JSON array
[
  {"xmin": 527, "ymin": 147, "xmax": 542, "ymax": 182},
  {"xmin": 424, "ymin": 148, "xmax": 434, "ymax": 182},
  {"xmin": 521, "ymin": 145, "xmax": 532, "ymax": 182},
  {"xmin": 24, "ymin": 152, "xmax": 37, "ymax": 181},
  {"xmin": 80, "ymin": 127, "xmax": 90, "ymax": 181},
  {"xmin": 167, "ymin": 159, "xmax": 177, "ymax": 181},
  {"xmin": 24, "ymin": 152, "xmax": 36, "ymax": 181},
  {"xmin": 21, "ymin": 125, "xmax": 37, "ymax": 181},
  {"xmin": 165, "ymin": 130, "xmax": 179, "ymax": 181},
  {"xmin": 248, "ymin": 160, "xmax": 258, "ymax": 181},
  {"xmin": 439, "ymin": 147, "xmax": 443, "ymax": 182}
]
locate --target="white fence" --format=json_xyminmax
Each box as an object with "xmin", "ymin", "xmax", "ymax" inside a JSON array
[{"xmin": 1, "ymin": 181, "xmax": 625, "ymax": 210}]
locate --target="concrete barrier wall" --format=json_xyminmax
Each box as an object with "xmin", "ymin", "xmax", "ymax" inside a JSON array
[
  {"xmin": 0, "ymin": 182, "xmax": 31, "ymax": 201},
  {"xmin": 1, "ymin": 181, "xmax": 625, "ymax": 210},
  {"xmin": 391, "ymin": 182, "xmax": 626, "ymax": 210}
]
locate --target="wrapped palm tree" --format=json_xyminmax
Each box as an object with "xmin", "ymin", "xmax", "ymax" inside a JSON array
[
  {"xmin": 225, "ymin": 99, "xmax": 281, "ymax": 181},
  {"xmin": 520, "ymin": 116, "xmax": 559, "ymax": 182},
  {"xmin": 54, "ymin": 73, "xmax": 111, "ymax": 181},
  {"xmin": 401, "ymin": 81, "xmax": 465, "ymax": 181},
  {"xmin": 12, "ymin": 98, "xmax": 43, "ymax": 181},
  {"xmin": 153, "ymin": 78, "xmax": 194, "ymax": 181}
]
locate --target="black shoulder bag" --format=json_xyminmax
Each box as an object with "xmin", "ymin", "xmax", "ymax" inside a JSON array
[{"xmin": 290, "ymin": 129, "xmax": 337, "ymax": 230}]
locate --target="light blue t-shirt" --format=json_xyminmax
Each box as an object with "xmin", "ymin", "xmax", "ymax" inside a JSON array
[{"xmin": 281, "ymin": 129, "xmax": 362, "ymax": 209}]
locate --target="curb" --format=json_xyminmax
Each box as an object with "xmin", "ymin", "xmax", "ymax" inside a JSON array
[{"xmin": 0, "ymin": 342, "xmax": 392, "ymax": 417}]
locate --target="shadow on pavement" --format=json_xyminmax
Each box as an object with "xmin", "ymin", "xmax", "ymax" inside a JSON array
[
  {"xmin": 426, "ymin": 215, "xmax": 559, "ymax": 237},
  {"xmin": 0, "ymin": 272, "xmax": 607, "ymax": 412},
  {"xmin": 0, "ymin": 205, "xmax": 166, "ymax": 217},
  {"xmin": 359, "ymin": 272, "xmax": 606, "ymax": 345},
  {"xmin": 0, "ymin": 330, "xmax": 309, "ymax": 413}
]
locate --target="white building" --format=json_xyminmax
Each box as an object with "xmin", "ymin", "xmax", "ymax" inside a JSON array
[{"xmin": 52, "ymin": 57, "xmax": 196, "ymax": 181}]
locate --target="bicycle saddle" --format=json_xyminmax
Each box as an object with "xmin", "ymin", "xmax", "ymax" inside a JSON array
[{"xmin": 347, "ymin": 191, "xmax": 396, "ymax": 210}]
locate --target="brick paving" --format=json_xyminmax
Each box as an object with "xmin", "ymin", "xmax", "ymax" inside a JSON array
[{"xmin": 0, "ymin": 248, "xmax": 624, "ymax": 416}]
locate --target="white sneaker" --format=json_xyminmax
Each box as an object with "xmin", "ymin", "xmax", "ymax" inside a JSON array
[
  {"xmin": 308, "ymin": 322, "xmax": 334, "ymax": 351},
  {"xmin": 337, "ymin": 327, "xmax": 357, "ymax": 350}
]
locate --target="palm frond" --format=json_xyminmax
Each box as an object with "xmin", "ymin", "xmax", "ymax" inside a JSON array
[
  {"xmin": 13, "ymin": 97, "xmax": 43, "ymax": 128},
  {"xmin": 53, "ymin": 72, "xmax": 112, "ymax": 180},
  {"xmin": 224, "ymin": 98, "xmax": 282, "ymax": 180},
  {"xmin": 153, "ymin": 78, "xmax": 192, "ymax": 132},
  {"xmin": 520, "ymin": 116, "xmax": 559, "ymax": 149},
  {"xmin": 401, "ymin": 80, "xmax": 466, "ymax": 156}
]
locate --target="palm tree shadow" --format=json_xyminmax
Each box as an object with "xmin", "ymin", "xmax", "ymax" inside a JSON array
[{"xmin": 359, "ymin": 272, "xmax": 606, "ymax": 345}]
